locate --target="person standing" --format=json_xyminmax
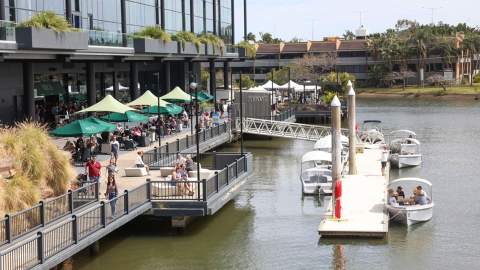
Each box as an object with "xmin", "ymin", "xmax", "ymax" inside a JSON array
[
  {"xmin": 105, "ymin": 175, "xmax": 118, "ymax": 216},
  {"xmin": 110, "ymin": 135, "xmax": 120, "ymax": 165},
  {"xmin": 380, "ymin": 145, "xmax": 389, "ymax": 176},
  {"xmin": 85, "ymin": 155, "xmax": 101, "ymax": 182}
]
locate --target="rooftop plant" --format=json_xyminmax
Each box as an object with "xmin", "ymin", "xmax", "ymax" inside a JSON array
[
  {"xmin": 133, "ymin": 26, "xmax": 171, "ymax": 42},
  {"xmin": 18, "ymin": 11, "xmax": 76, "ymax": 32},
  {"xmin": 172, "ymin": 31, "xmax": 202, "ymax": 52},
  {"xmin": 237, "ymin": 40, "xmax": 257, "ymax": 58},
  {"xmin": 198, "ymin": 33, "xmax": 225, "ymax": 54}
]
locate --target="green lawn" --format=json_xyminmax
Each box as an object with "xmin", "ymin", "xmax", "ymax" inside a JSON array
[{"xmin": 358, "ymin": 85, "xmax": 480, "ymax": 96}]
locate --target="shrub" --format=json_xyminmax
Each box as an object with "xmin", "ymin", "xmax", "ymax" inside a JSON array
[
  {"xmin": 198, "ymin": 33, "xmax": 225, "ymax": 54},
  {"xmin": 237, "ymin": 40, "xmax": 257, "ymax": 58},
  {"xmin": 474, "ymin": 73, "xmax": 480, "ymax": 84},
  {"xmin": 133, "ymin": 26, "xmax": 171, "ymax": 42},
  {"xmin": 18, "ymin": 11, "xmax": 74, "ymax": 32},
  {"xmin": 172, "ymin": 31, "xmax": 202, "ymax": 51},
  {"xmin": 322, "ymin": 91, "xmax": 337, "ymax": 105}
]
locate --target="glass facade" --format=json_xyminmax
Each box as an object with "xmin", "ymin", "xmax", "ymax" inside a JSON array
[{"xmin": 2, "ymin": 0, "xmax": 235, "ymax": 43}]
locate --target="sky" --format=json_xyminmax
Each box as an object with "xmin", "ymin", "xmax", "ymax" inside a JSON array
[{"xmin": 234, "ymin": 0, "xmax": 479, "ymax": 42}]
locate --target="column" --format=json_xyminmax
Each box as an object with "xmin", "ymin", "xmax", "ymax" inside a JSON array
[
  {"xmin": 65, "ymin": 0, "xmax": 72, "ymax": 23},
  {"xmin": 347, "ymin": 81, "xmax": 357, "ymax": 174},
  {"xmin": 86, "ymin": 62, "xmax": 96, "ymax": 106},
  {"xmin": 190, "ymin": 0, "xmax": 195, "ymax": 33},
  {"xmin": 120, "ymin": 0, "xmax": 127, "ymax": 46},
  {"xmin": 129, "ymin": 62, "xmax": 139, "ymax": 100},
  {"xmin": 23, "ymin": 62, "xmax": 34, "ymax": 119},
  {"xmin": 100, "ymin": 72, "xmax": 106, "ymax": 97},
  {"xmin": 212, "ymin": 0, "xmax": 217, "ymax": 35},
  {"xmin": 160, "ymin": 0, "xmax": 165, "ymax": 29},
  {"xmin": 243, "ymin": 0, "xmax": 247, "ymax": 40},
  {"xmin": 112, "ymin": 71, "xmax": 118, "ymax": 98},
  {"xmin": 181, "ymin": 0, "xmax": 186, "ymax": 31},
  {"xmin": 0, "ymin": 0, "xmax": 5, "ymax": 40},
  {"xmin": 183, "ymin": 61, "xmax": 190, "ymax": 91},
  {"xmin": 62, "ymin": 73, "xmax": 70, "ymax": 104},
  {"xmin": 155, "ymin": 0, "xmax": 160, "ymax": 25},
  {"xmin": 163, "ymin": 61, "xmax": 171, "ymax": 94},
  {"xmin": 209, "ymin": 59, "xmax": 216, "ymax": 102},
  {"xmin": 217, "ymin": 0, "xmax": 221, "ymax": 36},
  {"xmin": 223, "ymin": 61, "xmax": 230, "ymax": 91},
  {"xmin": 231, "ymin": 0, "xmax": 235, "ymax": 44}
]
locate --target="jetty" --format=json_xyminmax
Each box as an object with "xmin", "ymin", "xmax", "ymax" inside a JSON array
[{"xmin": 318, "ymin": 145, "xmax": 389, "ymax": 238}]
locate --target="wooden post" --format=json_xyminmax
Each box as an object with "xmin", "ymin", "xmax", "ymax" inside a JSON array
[
  {"xmin": 347, "ymin": 80, "xmax": 357, "ymax": 175},
  {"xmin": 331, "ymin": 96, "xmax": 342, "ymax": 218}
]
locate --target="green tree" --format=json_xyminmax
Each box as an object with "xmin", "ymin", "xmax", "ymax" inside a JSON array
[
  {"xmin": 343, "ymin": 30, "xmax": 355, "ymax": 40},
  {"xmin": 259, "ymin": 32, "xmax": 282, "ymax": 44},
  {"xmin": 266, "ymin": 67, "xmax": 290, "ymax": 85},
  {"xmin": 236, "ymin": 75, "xmax": 254, "ymax": 89},
  {"xmin": 246, "ymin": 32, "xmax": 256, "ymax": 42}
]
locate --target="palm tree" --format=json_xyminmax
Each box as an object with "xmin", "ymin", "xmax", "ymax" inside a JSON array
[{"xmin": 408, "ymin": 27, "xmax": 434, "ymax": 87}]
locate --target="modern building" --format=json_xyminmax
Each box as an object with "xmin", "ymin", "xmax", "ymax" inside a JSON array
[
  {"xmin": 0, "ymin": 0, "xmax": 245, "ymax": 123},
  {"xmin": 231, "ymin": 28, "xmax": 474, "ymax": 86}
]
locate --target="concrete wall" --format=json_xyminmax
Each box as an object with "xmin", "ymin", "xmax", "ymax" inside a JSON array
[{"xmin": 0, "ymin": 63, "xmax": 23, "ymax": 123}]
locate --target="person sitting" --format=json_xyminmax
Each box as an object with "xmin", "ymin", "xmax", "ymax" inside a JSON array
[
  {"xmin": 179, "ymin": 164, "xmax": 194, "ymax": 196},
  {"xmin": 175, "ymin": 153, "xmax": 185, "ymax": 166},
  {"xmin": 414, "ymin": 186, "xmax": 428, "ymax": 205},
  {"xmin": 387, "ymin": 188, "xmax": 399, "ymax": 207},
  {"xmin": 396, "ymin": 186, "xmax": 405, "ymax": 199},
  {"xmin": 185, "ymin": 154, "xmax": 194, "ymax": 173},
  {"xmin": 135, "ymin": 151, "xmax": 150, "ymax": 174}
]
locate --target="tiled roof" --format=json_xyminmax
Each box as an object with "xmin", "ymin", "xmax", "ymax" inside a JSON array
[
  {"xmin": 256, "ymin": 43, "xmax": 281, "ymax": 54},
  {"xmin": 282, "ymin": 42, "xmax": 308, "ymax": 53},
  {"xmin": 309, "ymin": 41, "xmax": 337, "ymax": 52},
  {"xmin": 338, "ymin": 40, "xmax": 367, "ymax": 51}
]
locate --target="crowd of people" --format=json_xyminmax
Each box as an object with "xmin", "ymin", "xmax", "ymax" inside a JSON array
[{"xmin": 388, "ymin": 185, "xmax": 430, "ymax": 206}]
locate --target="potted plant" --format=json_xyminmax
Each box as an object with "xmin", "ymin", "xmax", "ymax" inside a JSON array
[
  {"xmin": 15, "ymin": 11, "xmax": 88, "ymax": 50},
  {"xmin": 132, "ymin": 26, "xmax": 177, "ymax": 54},
  {"xmin": 199, "ymin": 34, "xmax": 225, "ymax": 56},
  {"xmin": 172, "ymin": 31, "xmax": 204, "ymax": 55}
]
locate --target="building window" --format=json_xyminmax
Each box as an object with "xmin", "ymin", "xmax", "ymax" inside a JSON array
[{"xmin": 126, "ymin": 0, "xmax": 156, "ymax": 33}]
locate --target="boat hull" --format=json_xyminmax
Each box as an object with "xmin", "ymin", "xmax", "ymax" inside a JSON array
[
  {"xmin": 387, "ymin": 203, "xmax": 433, "ymax": 226},
  {"xmin": 390, "ymin": 154, "xmax": 422, "ymax": 168}
]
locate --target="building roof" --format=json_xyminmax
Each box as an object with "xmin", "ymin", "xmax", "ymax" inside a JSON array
[
  {"xmin": 282, "ymin": 42, "xmax": 308, "ymax": 53},
  {"xmin": 256, "ymin": 43, "xmax": 282, "ymax": 54},
  {"xmin": 338, "ymin": 40, "xmax": 367, "ymax": 51},
  {"xmin": 309, "ymin": 41, "xmax": 337, "ymax": 52}
]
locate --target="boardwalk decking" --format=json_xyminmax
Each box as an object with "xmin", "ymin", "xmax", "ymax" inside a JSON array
[{"xmin": 318, "ymin": 146, "xmax": 389, "ymax": 238}]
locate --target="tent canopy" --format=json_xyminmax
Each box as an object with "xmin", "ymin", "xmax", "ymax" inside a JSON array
[
  {"xmin": 279, "ymin": 80, "xmax": 303, "ymax": 90},
  {"xmin": 101, "ymin": 111, "xmax": 149, "ymax": 123},
  {"xmin": 142, "ymin": 103, "xmax": 184, "ymax": 115},
  {"xmin": 247, "ymin": 86, "xmax": 268, "ymax": 92},
  {"xmin": 160, "ymin": 86, "xmax": 192, "ymax": 103},
  {"xmin": 261, "ymin": 80, "xmax": 281, "ymax": 90},
  {"xmin": 51, "ymin": 117, "xmax": 116, "ymax": 137},
  {"xmin": 76, "ymin": 95, "xmax": 136, "ymax": 114},
  {"xmin": 127, "ymin": 90, "xmax": 170, "ymax": 107},
  {"xmin": 105, "ymin": 83, "xmax": 129, "ymax": 91},
  {"xmin": 294, "ymin": 85, "xmax": 320, "ymax": 92}
]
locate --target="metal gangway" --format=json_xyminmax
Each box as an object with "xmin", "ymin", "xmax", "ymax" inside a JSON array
[{"xmin": 238, "ymin": 117, "xmax": 348, "ymax": 141}]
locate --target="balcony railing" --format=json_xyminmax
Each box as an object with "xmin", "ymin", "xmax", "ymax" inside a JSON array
[
  {"xmin": 87, "ymin": 29, "xmax": 133, "ymax": 48},
  {"xmin": 0, "ymin": 20, "xmax": 16, "ymax": 41}
]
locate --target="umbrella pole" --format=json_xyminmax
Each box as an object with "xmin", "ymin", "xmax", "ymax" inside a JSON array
[{"xmin": 157, "ymin": 98, "xmax": 161, "ymax": 160}]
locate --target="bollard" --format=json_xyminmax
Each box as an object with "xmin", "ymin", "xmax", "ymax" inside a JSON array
[
  {"xmin": 347, "ymin": 80, "xmax": 358, "ymax": 175},
  {"xmin": 330, "ymin": 95, "xmax": 342, "ymax": 219}
]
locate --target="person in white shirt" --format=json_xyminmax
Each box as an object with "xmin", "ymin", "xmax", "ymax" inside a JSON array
[
  {"xmin": 135, "ymin": 151, "xmax": 149, "ymax": 174},
  {"xmin": 380, "ymin": 145, "xmax": 389, "ymax": 176}
]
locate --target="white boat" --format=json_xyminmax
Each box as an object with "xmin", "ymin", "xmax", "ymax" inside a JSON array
[
  {"xmin": 359, "ymin": 120, "xmax": 385, "ymax": 145},
  {"xmin": 387, "ymin": 178, "xmax": 434, "ymax": 226},
  {"xmin": 313, "ymin": 134, "xmax": 349, "ymax": 152},
  {"xmin": 389, "ymin": 130, "xmax": 422, "ymax": 168},
  {"xmin": 300, "ymin": 151, "xmax": 332, "ymax": 195}
]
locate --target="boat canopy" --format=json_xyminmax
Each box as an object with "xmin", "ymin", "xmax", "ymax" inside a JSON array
[
  {"xmin": 363, "ymin": 120, "xmax": 382, "ymax": 124},
  {"xmin": 301, "ymin": 151, "xmax": 331, "ymax": 163},
  {"xmin": 314, "ymin": 135, "xmax": 349, "ymax": 150},
  {"xmin": 391, "ymin": 137, "xmax": 420, "ymax": 146},
  {"xmin": 389, "ymin": 129, "xmax": 417, "ymax": 139}
]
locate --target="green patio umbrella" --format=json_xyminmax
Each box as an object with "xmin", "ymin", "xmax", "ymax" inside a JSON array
[
  {"xmin": 51, "ymin": 117, "xmax": 116, "ymax": 137},
  {"xmin": 100, "ymin": 111, "xmax": 149, "ymax": 123},
  {"xmin": 76, "ymin": 94, "xmax": 136, "ymax": 114},
  {"xmin": 142, "ymin": 103, "xmax": 184, "ymax": 115},
  {"xmin": 196, "ymin": 91, "xmax": 214, "ymax": 102},
  {"xmin": 159, "ymin": 86, "xmax": 192, "ymax": 103}
]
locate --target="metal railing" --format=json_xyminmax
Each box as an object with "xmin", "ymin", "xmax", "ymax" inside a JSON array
[
  {"xmin": 0, "ymin": 182, "xmax": 98, "ymax": 247},
  {"xmin": 143, "ymin": 123, "xmax": 229, "ymax": 168},
  {"xmin": 0, "ymin": 152, "xmax": 251, "ymax": 269},
  {"xmin": 0, "ymin": 182, "xmax": 149, "ymax": 270},
  {"xmin": 87, "ymin": 29, "xmax": 133, "ymax": 47}
]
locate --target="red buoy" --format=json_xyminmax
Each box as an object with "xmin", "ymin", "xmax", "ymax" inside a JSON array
[{"xmin": 335, "ymin": 179, "xmax": 342, "ymax": 198}]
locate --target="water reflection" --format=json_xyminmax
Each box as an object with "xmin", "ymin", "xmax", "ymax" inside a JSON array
[{"xmin": 332, "ymin": 245, "xmax": 346, "ymax": 270}]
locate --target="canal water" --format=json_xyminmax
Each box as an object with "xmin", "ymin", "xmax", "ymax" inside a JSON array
[{"xmin": 73, "ymin": 97, "xmax": 480, "ymax": 270}]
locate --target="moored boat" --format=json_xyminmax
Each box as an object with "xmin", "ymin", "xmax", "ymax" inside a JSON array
[
  {"xmin": 300, "ymin": 151, "xmax": 332, "ymax": 195},
  {"xmin": 389, "ymin": 130, "xmax": 422, "ymax": 168}
]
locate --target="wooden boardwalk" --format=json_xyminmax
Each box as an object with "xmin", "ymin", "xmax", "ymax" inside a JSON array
[{"xmin": 318, "ymin": 145, "xmax": 389, "ymax": 238}]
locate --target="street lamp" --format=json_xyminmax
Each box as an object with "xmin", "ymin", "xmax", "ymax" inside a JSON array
[
  {"xmin": 155, "ymin": 72, "xmax": 162, "ymax": 158},
  {"xmin": 188, "ymin": 71, "xmax": 194, "ymax": 136},
  {"xmin": 190, "ymin": 82, "xmax": 201, "ymax": 183},
  {"xmin": 239, "ymin": 73, "xmax": 244, "ymax": 155}
]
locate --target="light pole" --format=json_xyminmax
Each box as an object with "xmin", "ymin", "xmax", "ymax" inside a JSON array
[
  {"xmin": 190, "ymin": 82, "xmax": 201, "ymax": 183},
  {"xmin": 155, "ymin": 72, "xmax": 161, "ymax": 157},
  {"xmin": 188, "ymin": 71, "xmax": 194, "ymax": 136},
  {"xmin": 271, "ymin": 69, "xmax": 274, "ymax": 120},
  {"xmin": 239, "ymin": 73, "xmax": 244, "ymax": 155}
]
